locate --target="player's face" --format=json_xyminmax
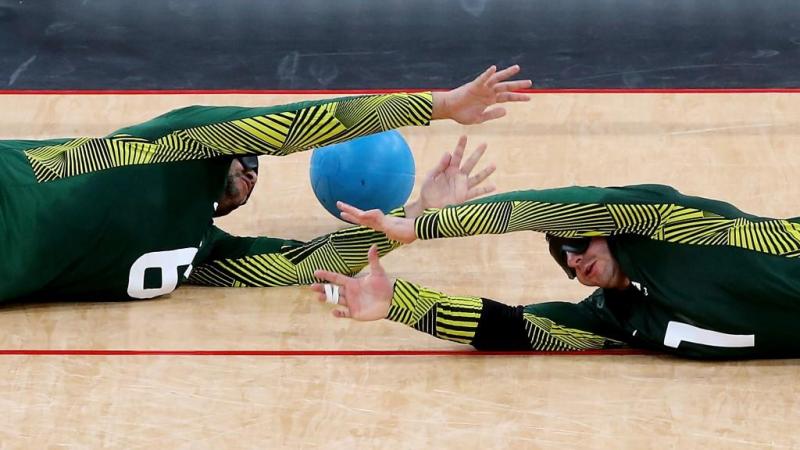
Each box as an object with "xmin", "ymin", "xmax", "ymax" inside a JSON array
[
  {"xmin": 565, "ymin": 238, "xmax": 629, "ymax": 289},
  {"xmin": 214, "ymin": 159, "xmax": 259, "ymax": 217}
]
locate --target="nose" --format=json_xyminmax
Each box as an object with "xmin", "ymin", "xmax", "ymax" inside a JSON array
[{"xmin": 566, "ymin": 251, "xmax": 582, "ymax": 268}]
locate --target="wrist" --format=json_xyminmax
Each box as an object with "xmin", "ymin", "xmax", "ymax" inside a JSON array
[
  {"xmin": 380, "ymin": 277, "xmax": 398, "ymax": 319},
  {"xmin": 404, "ymin": 199, "xmax": 424, "ymax": 219},
  {"xmin": 431, "ymin": 92, "xmax": 451, "ymax": 121}
]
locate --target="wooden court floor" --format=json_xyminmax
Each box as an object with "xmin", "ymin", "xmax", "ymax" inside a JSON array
[{"xmin": 1, "ymin": 93, "xmax": 799, "ymax": 448}]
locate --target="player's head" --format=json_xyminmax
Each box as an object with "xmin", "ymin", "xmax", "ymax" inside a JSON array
[
  {"xmin": 214, "ymin": 156, "xmax": 259, "ymax": 217},
  {"xmin": 546, "ymin": 235, "xmax": 629, "ymax": 289}
]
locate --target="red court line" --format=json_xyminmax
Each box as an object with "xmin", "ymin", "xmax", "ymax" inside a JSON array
[
  {"xmin": 0, "ymin": 349, "xmax": 652, "ymax": 356},
  {"xmin": 1, "ymin": 88, "xmax": 800, "ymax": 95}
]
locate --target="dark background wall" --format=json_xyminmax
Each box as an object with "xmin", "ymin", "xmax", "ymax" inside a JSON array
[{"xmin": 1, "ymin": 0, "xmax": 799, "ymax": 90}]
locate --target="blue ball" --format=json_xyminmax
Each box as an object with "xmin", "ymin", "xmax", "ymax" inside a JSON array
[{"xmin": 310, "ymin": 130, "xmax": 416, "ymax": 221}]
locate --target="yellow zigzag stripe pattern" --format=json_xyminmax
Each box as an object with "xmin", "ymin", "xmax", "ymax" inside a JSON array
[
  {"xmin": 188, "ymin": 253, "xmax": 298, "ymax": 287},
  {"xmin": 188, "ymin": 213, "xmax": 405, "ymax": 287},
  {"xmin": 388, "ymin": 280, "xmax": 482, "ymax": 344},
  {"xmin": 24, "ymin": 93, "xmax": 433, "ymax": 182},
  {"xmin": 416, "ymin": 200, "xmax": 800, "ymax": 257},
  {"xmin": 387, "ymin": 278, "xmax": 621, "ymax": 349},
  {"xmin": 328, "ymin": 227, "xmax": 403, "ymax": 268},
  {"xmin": 522, "ymin": 313, "xmax": 617, "ymax": 351}
]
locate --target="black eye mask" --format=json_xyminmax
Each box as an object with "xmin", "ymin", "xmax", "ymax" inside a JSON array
[
  {"xmin": 235, "ymin": 156, "xmax": 259, "ymax": 204},
  {"xmin": 546, "ymin": 235, "xmax": 591, "ymax": 279},
  {"xmin": 236, "ymin": 155, "xmax": 259, "ymax": 174}
]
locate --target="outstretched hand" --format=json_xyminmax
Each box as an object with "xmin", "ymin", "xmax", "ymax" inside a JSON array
[
  {"xmin": 432, "ymin": 65, "xmax": 532, "ymax": 125},
  {"xmin": 419, "ymin": 135, "xmax": 496, "ymax": 211},
  {"xmin": 312, "ymin": 245, "xmax": 394, "ymax": 321},
  {"xmin": 337, "ymin": 135, "xmax": 496, "ymax": 241},
  {"xmin": 337, "ymin": 201, "xmax": 417, "ymax": 244}
]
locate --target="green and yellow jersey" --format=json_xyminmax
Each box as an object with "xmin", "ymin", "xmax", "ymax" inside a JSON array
[
  {"xmin": 387, "ymin": 184, "xmax": 800, "ymax": 359},
  {"xmin": 0, "ymin": 93, "xmax": 432, "ymax": 301}
]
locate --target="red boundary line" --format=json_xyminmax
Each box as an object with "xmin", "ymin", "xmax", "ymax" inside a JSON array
[
  {"xmin": 0, "ymin": 349, "xmax": 651, "ymax": 356},
  {"xmin": 1, "ymin": 88, "xmax": 799, "ymax": 95}
]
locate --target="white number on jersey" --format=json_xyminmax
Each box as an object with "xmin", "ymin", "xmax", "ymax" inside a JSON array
[
  {"xmin": 127, "ymin": 247, "xmax": 199, "ymax": 299},
  {"xmin": 663, "ymin": 321, "xmax": 754, "ymax": 349}
]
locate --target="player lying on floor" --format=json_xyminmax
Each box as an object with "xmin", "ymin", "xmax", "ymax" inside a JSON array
[
  {"xmin": 0, "ymin": 66, "xmax": 530, "ymax": 302},
  {"xmin": 312, "ymin": 181, "xmax": 800, "ymax": 359}
]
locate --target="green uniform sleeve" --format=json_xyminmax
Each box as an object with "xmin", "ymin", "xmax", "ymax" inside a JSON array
[
  {"xmin": 24, "ymin": 93, "xmax": 433, "ymax": 183},
  {"xmin": 387, "ymin": 279, "xmax": 627, "ymax": 351},
  {"xmin": 187, "ymin": 209, "xmax": 408, "ymax": 287},
  {"xmin": 412, "ymin": 184, "xmax": 800, "ymax": 258}
]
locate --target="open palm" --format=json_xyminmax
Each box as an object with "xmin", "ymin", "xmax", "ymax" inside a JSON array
[
  {"xmin": 312, "ymin": 245, "xmax": 394, "ymax": 321},
  {"xmin": 419, "ymin": 135, "xmax": 496, "ymax": 210},
  {"xmin": 337, "ymin": 201, "xmax": 417, "ymax": 244},
  {"xmin": 440, "ymin": 65, "xmax": 532, "ymax": 125}
]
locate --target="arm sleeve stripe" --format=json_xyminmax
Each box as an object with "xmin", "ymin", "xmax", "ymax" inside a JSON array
[
  {"xmin": 414, "ymin": 192, "xmax": 800, "ymax": 257},
  {"xmin": 188, "ymin": 209, "xmax": 407, "ymax": 287},
  {"xmin": 25, "ymin": 93, "xmax": 432, "ymax": 182}
]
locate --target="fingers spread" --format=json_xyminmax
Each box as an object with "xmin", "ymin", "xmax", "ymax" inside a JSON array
[
  {"xmin": 478, "ymin": 107, "xmax": 507, "ymax": 123},
  {"xmin": 367, "ymin": 244, "xmax": 385, "ymax": 276},
  {"xmin": 476, "ymin": 65, "xmax": 497, "ymax": 86},
  {"xmin": 495, "ymin": 79, "xmax": 532, "ymax": 93},
  {"xmin": 461, "ymin": 143, "xmax": 488, "ymax": 174},
  {"xmin": 467, "ymin": 183, "xmax": 496, "ymax": 200},
  {"xmin": 489, "ymin": 65, "xmax": 520, "ymax": 85},
  {"xmin": 496, "ymin": 92, "xmax": 531, "ymax": 103},
  {"xmin": 468, "ymin": 163, "xmax": 496, "ymax": 187},
  {"xmin": 449, "ymin": 135, "xmax": 467, "ymax": 168},
  {"xmin": 427, "ymin": 151, "xmax": 451, "ymax": 179}
]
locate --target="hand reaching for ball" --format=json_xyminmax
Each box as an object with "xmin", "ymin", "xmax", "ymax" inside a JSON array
[{"xmin": 404, "ymin": 135, "xmax": 496, "ymax": 219}]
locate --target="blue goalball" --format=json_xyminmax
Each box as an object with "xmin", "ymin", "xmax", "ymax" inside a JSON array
[{"xmin": 310, "ymin": 130, "xmax": 416, "ymax": 221}]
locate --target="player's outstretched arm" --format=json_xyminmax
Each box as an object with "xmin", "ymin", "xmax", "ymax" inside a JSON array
[
  {"xmin": 24, "ymin": 66, "xmax": 529, "ymax": 182},
  {"xmin": 338, "ymin": 183, "xmax": 790, "ymax": 257},
  {"xmin": 111, "ymin": 65, "xmax": 531, "ymax": 157},
  {"xmin": 186, "ymin": 222, "xmax": 406, "ymax": 287},
  {"xmin": 311, "ymin": 246, "xmax": 625, "ymax": 351},
  {"xmin": 338, "ymin": 186, "xmax": 668, "ymax": 244},
  {"xmin": 187, "ymin": 139, "xmax": 496, "ymax": 287}
]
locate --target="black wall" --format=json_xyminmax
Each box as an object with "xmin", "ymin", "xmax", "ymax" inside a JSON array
[{"xmin": 2, "ymin": 0, "xmax": 799, "ymax": 89}]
